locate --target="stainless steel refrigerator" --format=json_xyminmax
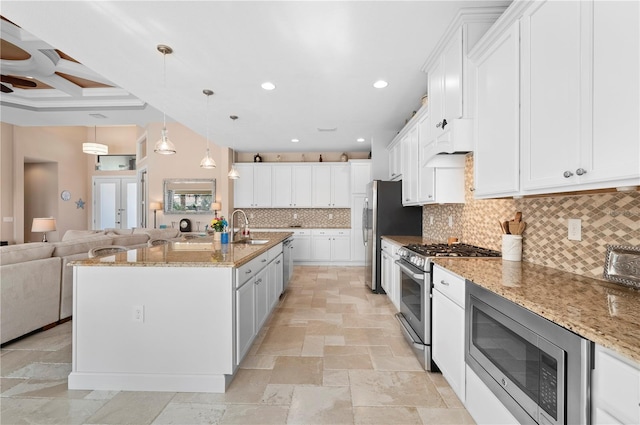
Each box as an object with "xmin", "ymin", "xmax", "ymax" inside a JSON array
[{"xmin": 363, "ymin": 180, "xmax": 422, "ymax": 293}]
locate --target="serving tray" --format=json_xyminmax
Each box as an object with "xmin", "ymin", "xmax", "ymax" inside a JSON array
[{"xmin": 603, "ymin": 245, "xmax": 640, "ymax": 288}]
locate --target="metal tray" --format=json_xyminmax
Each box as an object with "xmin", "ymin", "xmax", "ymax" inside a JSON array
[{"xmin": 603, "ymin": 245, "xmax": 640, "ymax": 288}]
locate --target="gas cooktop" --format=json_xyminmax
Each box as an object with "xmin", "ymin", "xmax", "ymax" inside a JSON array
[{"xmin": 398, "ymin": 243, "xmax": 501, "ymax": 271}]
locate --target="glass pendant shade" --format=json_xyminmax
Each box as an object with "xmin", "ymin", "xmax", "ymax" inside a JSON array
[
  {"xmin": 228, "ymin": 165, "xmax": 240, "ymax": 179},
  {"xmin": 83, "ymin": 143, "xmax": 108, "ymax": 155},
  {"xmin": 200, "ymin": 148, "xmax": 216, "ymax": 168},
  {"xmin": 154, "ymin": 128, "xmax": 176, "ymax": 155}
]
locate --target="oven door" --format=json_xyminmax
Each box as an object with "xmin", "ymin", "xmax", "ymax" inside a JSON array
[
  {"xmin": 396, "ymin": 259, "xmax": 428, "ymax": 343},
  {"xmin": 467, "ymin": 286, "xmax": 566, "ymax": 425}
]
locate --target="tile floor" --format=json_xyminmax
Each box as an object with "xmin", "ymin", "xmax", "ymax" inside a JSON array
[{"xmin": 1, "ymin": 266, "xmax": 475, "ymax": 424}]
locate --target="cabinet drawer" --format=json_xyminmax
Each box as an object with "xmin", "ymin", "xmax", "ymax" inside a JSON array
[
  {"xmin": 236, "ymin": 252, "xmax": 268, "ymax": 288},
  {"xmin": 311, "ymin": 229, "xmax": 350, "ymax": 237},
  {"xmin": 267, "ymin": 243, "xmax": 283, "ymax": 262},
  {"xmin": 432, "ymin": 265, "xmax": 465, "ymax": 308},
  {"xmin": 593, "ymin": 344, "xmax": 640, "ymax": 424}
]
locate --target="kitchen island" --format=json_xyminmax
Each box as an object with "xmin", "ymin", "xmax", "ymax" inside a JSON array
[{"xmin": 68, "ymin": 232, "xmax": 292, "ymax": 393}]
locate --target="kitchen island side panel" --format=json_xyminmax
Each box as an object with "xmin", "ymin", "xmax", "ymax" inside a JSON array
[{"xmin": 70, "ymin": 266, "xmax": 234, "ymax": 392}]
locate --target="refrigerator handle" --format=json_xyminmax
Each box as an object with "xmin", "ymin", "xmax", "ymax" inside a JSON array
[{"xmin": 362, "ymin": 198, "xmax": 368, "ymax": 246}]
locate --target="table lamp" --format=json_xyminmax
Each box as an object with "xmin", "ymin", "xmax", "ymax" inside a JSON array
[
  {"xmin": 31, "ymin": 217, "xmax": 56, "ymax": 242},
  {"xmin": 211, "ymin": 202, "xmax": 221, "ymax": 217},
  {"xmin": 150, "ymin": 202, "xmax": 163, "ymax": 229}
]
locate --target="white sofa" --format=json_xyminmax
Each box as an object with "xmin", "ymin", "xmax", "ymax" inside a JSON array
[{"xmin": 0, "ymin": 227, "xmax": 181, "ymax": 344}]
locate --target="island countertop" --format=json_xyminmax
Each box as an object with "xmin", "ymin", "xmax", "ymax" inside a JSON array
[
  {"xmin": 69, "ymin": 232, "xmax": 293, "ymax": 268},
  {"xmin": 432, "ymin": 257, "xmax": 640, "ymax": 364}
]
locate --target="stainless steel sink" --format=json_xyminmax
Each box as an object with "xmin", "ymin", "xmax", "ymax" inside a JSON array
[{"xmin": 231, "ymin": 239, "xmax": 269, "ymax": 245}]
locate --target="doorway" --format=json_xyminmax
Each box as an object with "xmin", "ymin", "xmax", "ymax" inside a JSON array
[{"xmin": 93, "ymin": 177, "xmax": 137, "ymax": 230}]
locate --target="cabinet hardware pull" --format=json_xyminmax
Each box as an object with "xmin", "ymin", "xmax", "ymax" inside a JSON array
[
  {"xmin": 440, "ymin": 280, "xmax": 449, "ymax": 286},
  {"xmin": 246, "ymin": 269, "xmax": 252, "ymax": 274},
  {"xmin": 576, "ymin": 168, "xmax": 587, "ymax": 176},
  {"xmin": 255, "ymin": 279, "xmax": 262, "ymax": 284},
  {"xmin": 563, "ymin": 171, "xmax": 574, "ymax": 178},
  {"xmin": 276, "ymin": 260, "xmax": 281, "ymax": 264},
  {"xmin": 441, "ymin": 119, "xmax": 448, "ymax": 129},
  {"xmin": 436, "ymin": 121, "xmax": 442, "ymax": 128},
  {"xmin": 261, "ymin": 259, "xmax": 267, "ymax": 262}
]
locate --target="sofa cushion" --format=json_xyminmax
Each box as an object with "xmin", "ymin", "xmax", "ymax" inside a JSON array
[
  {"xmin": 104, "ymin": 228, "xmax": 133, "ymax": 235},
  {"xmin": 52, "ymin": 235, "xmax": 114, "ymax": 257},
  {"xmin": 108, "ymin": 233, "xmax": 149, "ymax": 247},
  {"xmin": 134, "ymin": 228, "xmax": 180, "ymax": 239},
  {"xmin": 0, "ymin": 243, "xmax": 55, "ymax": 266},
  {"xmin": 62, "ymin": 230, "xmax": 105, "ymax": 241}
]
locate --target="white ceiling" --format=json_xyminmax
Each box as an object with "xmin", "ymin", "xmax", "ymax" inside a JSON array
[{"xmin": 1, "ymin": 1, "xmax": 510, "ymax": 154}]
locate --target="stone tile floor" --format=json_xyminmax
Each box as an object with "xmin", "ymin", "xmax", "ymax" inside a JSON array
[{"xmin": 1, "ymin": 266, "xmax": 475, "ymax": 424}]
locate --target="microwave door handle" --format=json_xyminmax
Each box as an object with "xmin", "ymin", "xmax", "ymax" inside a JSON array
[{"xmin": 395, "ymin": 260, "xmax": 425, "ymax": 280}]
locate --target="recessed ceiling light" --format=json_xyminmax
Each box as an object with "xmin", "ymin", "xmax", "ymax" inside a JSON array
[
  {"xmin": 357, "ymin": 138, "xmax": 365, "ymax": 143},
  {"xmin": 261, "ymin": 82, "xmax": 276, "ymax": 90},
  {"xmin": 291, "ymin": 138, "xmax": 299, "ymax": 143},
  {"xmin": 373, "ymin": 80, "xmax": 388, "ymax": 89}
]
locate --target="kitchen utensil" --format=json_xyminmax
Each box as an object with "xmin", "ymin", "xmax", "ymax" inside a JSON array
[
  {"xmin": 515, "ymin": 211, "xmax": 522, "ymax": 222},
  {"xmin": 517, "ymin": 221, "xmax": 526, "ymax": 235},
  {"xmin": 502, "ymin": 220, "xmax": 511, "ymax": 234},
  {"xmin": 508, "ymin": 221, "xmax": 520, "ymax": 235}
]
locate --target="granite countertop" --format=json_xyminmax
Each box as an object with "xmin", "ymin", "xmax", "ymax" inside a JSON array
[
  {"xmin": 432, "ymin": 257, "xmax": 640, "ymax": 364},
  {"xmin": 70, "ymin": 232, "xmax": 293, "ymax": 268},
  {"xmin": 381, "ymin": 235, "xmax": 426, "ymax": 246}
]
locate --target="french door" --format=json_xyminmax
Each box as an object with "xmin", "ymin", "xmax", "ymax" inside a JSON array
[{"xmin": 93, "ymin": 177, "xmax": 137, "ymax": 230}]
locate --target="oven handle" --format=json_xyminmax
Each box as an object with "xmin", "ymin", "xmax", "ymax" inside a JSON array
[
  {"xmin": 395, "ymin": 313, "xmax": 425, "ymax": 350},
  {"xmin": 395, "ymin": 260, "xmax": 425, "ymax": 280}
]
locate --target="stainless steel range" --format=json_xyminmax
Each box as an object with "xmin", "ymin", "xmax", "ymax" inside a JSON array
[{"xmin": 395, "ymin": 243, "xmax": 501, "ymax": 371}]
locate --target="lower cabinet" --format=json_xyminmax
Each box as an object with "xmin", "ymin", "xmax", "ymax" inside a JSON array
[
  {"xmin": 465, "ymin": 365, "xmax": 520, "ymax": 425},
  {"xmin": 310, "ymin": 229, "xmax": 351, "ymax": 263},
  {"xmin": 292, "ymin": 230, "xmax": 312, "ymax": 261},
  {"xmin": 254, "ymin": 267, "xmax": 269, "ymax": 331},
  {"xmin": 592, "ymin": 344, "xmax": 640, "ymax": 424},
  {"xmin": 270, "ymin": 253, "xmax": 284, "ymax": 310},
  {"xmin": 380, "ymin": 239, "xmax": 401, "ymax": 311},
  {"xmin": 432, "ymin": 265, "xmax": 466, "ymax": 403},
  {"xmin": 236, "ymin": 279, "xmax": 255, "ymax": 364}
]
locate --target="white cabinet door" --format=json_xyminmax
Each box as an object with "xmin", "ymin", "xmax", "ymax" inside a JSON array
[
  {"xmin": 350, "ymin": 194, "xmax": 366, "ymax": 263},
  {"xmin": 401, "ymin": 127, "xmax": 419, "ymax": 206},
  {"xmin": 273, "ymin": 253, "xmax": 283, "ymax": 306},
  {"xmin": 254, "ymin": 267, "xmax": 269, "ymax": 331},
  {"xmin": 592, "ymin": 344, "xmax": 640, "ymax": 425},
  {"xmin": 272, "ymin": 166, "xmax": 293, "ymax": 207},
  {"xmin": 474, "ymin": 21, "xmax": 520, "ymax": 198},
  {"xmin": 331, "ymin": 164, "xmax": 351, "ymax": 207},
  {"xmin": 350, "ymin": 161, "xmax": 371, "ymax": 195},
  {"xmin": 428, "ymin": 58, "xmax": 445, "ymax": 143},
  {"xmin": 293, "ymin": 235, "xmax": 312, "ymax": 261},
  {"xmin": 586, "ymin": 0, "xmax": 639, "ymax": 185},
  {"xmin": 380, "ymin": 249, "xmax": 390, "ymax": 294},
  {"xmin": 233, "ymin": 164, "xmax": 255, "ymax": 208},
  {"xmin": 236, "ymin": 280, "xmax": 255, "ymax": 365},
  {"xmin": 311, "ymin": 236, "xmax": 332, "ymax": 262},
  {"xmin": 331, "ymin": 236, "xmax": 351, "ymax": 262},
  {"xmin": 253, "ymin": 166, "xmax": 272, "ymax": 207},
  {"xmin": 521, "ymin": 0, "xmax": 582, "ymax": 190},
  {"xmin": 443, "ymin": 27, "xmax": 463, "ymax": 125},
  {"xmin": 388, "ymin": 141, "xmax": 402, "ymax": 181},
  {"xmin": 292, "ymin": 166, "xmax": 312, "ymax": 207},
  {"xmin": 312, "ymin": 166, "xmax": 332, "ymax": 207}
]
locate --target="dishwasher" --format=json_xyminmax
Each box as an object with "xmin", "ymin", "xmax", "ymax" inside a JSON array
[{"xmin": 283, "ymin": 237, "xmax": 294, "ymax": 290}]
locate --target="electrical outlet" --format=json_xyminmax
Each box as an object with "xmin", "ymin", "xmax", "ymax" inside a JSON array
[
  {"xmin": 250, "ymin": 213, "xmax": 254, "ymax": 219},
  {"xmin": 329, "ymin": 213, "xmax": 333, "ymax": 220},
  {"xmin": 2, "ymin": 217, "xmax": 13, "ymax": 222},
  {"xmin": 429, "ymin": 216, "xmax": 434, "ymax": 225},
  {"xmin": 293, "ymin": 213, "xmax": 298, "ymax": 219},
  {"xmin": 133, "ymin": 305, "xmax": 144, "ymax": 323},
  {"xmin": 568, "ymin": 219, "xmax": 582, "ymax": 241},
  {"xmin": 448, "ymin": 216, "xmax": 453, "ymax": 228}
]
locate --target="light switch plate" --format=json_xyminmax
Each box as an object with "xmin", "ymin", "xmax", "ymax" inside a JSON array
[{"xmin": 568, "ymin": 219, "xmax": 582, "ymax": 241}]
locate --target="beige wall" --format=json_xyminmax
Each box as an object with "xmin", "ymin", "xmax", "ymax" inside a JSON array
[
  {"xmin": 423, "ymin": 154, "xmax": 640, "ymax": 281},
  {"xmin": 1, "ymin": 123, "xmax": 14, "ymax": 243},
  {"xmin": 24, "ymin": 162, "xmax": 58, "ymax": 242}
]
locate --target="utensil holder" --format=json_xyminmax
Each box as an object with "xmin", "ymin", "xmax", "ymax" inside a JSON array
[{"xmin": 502, "ymin": 234, "xmax": 522, "ymax": 261}]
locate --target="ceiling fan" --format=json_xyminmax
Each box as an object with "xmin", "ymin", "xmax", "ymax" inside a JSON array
[{"xmin": 1, "ymin": 74, "xmax": 37, "ymax": 93}]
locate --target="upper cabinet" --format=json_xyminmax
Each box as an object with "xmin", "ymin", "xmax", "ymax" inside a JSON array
[
  {"xmin": 471, "ymin": 0, "xmax": 639, "ymax": 198},
  {"xmin": 387, "ymin": 140, "xmax": 402, "ymax": 181},
  {"xmin": 350, "ymin": 160, "xmax": 371, "ymax": 195},
  {"xmin": 421, "ymin": 7, "xmax": 506, "ymax": 162},
  {"xmin": 234, "ymin": 164, "xmax": 272, "ymax": 208},
  {"xmin": 401, "ymin": 126, "xmax": 419, "ymax": 206},
  {"xmin": 312, "ymin": 164, "xmax": 351, "ymax": 208},
  {"xmin": 272, "ymin": 165, "xmax": 312, "ymax": 208}
]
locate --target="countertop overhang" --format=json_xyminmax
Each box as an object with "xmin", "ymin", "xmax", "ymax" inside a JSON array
[{"xmin": 69, "ymin": 232, "xmax": 293, "ymax": 268}]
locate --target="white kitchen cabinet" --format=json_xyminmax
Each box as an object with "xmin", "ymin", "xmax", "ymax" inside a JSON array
[
  {"xmin": 472, "ymin": 20, "xmax": 520, "ymax": 198},
  {"xmin": 465, "ymin": 365, "xmax": 520, "ymax": 425},
  {"xmin": 388, "ymin": 140, "xmax": 402, "ymax": 181},
  {"xmin": 292, "ymin": 229, "xmax": 312, "ymax": 262},
  {"xmin": 418, "ymin": 155, "xmax": 466, "ymax": 205},
  {"xmin": 401, "ymin": 126, "xmax": 419, "ymax": 206},
  {"xmin": 272, "ymin": 165, "xmax": 312, "ymax": 208},
  {"xmin": 520, "ymin": 0, "xmax": 639, "ymax": 193},
  {"xmin": 271, "ymin": 253, "xmax": 283, "ymax": 309},
  {"xmin": 254, "ymin": 267, "xmax": 269, "ymax": 331},
  {"xmin": 312, "ymin": 164, "xmax": 351, "ymax": 208},
  {"xmin": 380, "ymin": 238, "xmax": 401, "ymax": 311},
  {"xmin": 432, "ymin": 265, "xmax": 466, "ymax": 402},
  {"xmin": 350, "ymin": 194, "xmax": 366, "ymax": 264},
  {"xmin": 233, "ymin": 164, "xmax": 272, "ymax": 208},
  {"xmin": 311, "ymin": 229, "xmax": 350, "ymax": 262},
  {"xmin": 350, "ymin": 160, "xmax": 371, "ymax": 195},
  {"xmin": 592, "ymin": 344, "xmax": 640, "ymax": 425},
  {"xmin": 236, "ymin": 277, "xmax": 255, "ymax": 365}
]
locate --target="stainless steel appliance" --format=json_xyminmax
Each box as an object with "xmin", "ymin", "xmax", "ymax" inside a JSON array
[
  {"xmin": 466, "ymin": 281, "xmax": 592, "ymax": 425},
  {"xmin": 395, "ymin": 243, "xmax": 501, "ymax": 371},
  {"xmin": 283, "ymin": 237, "xmax": 293, "ymax": 290},
  {"xmin": 363, "ymin": 180, "xmax": 422, "ymax": 293}
]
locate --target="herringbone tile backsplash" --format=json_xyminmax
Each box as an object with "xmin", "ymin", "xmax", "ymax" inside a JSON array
[{"xmin": 423, "ymin": 154, "xmax": 640, "ymax": 280}]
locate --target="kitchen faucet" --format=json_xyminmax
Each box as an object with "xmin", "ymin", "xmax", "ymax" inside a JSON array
[{"xmin": 230, "ymin": 209, "xmax": 250, "ymax": 241}]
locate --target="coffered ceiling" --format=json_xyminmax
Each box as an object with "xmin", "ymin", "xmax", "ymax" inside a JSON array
[{"xmin": 1, "ymin": 1, "xmax": 510, "ymax": 153}]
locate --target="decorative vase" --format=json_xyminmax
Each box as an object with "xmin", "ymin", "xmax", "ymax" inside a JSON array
[
  {"xmin": 340, "ymin": 152, "xmax": 348, "ymax": 162},
  {"xmin": 213, "ymin": 231, "xmax": 222, "ymax": 241}
]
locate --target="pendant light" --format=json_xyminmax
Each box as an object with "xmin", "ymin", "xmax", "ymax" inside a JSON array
[
  {"xmin": 200, "ymin": 89, "xmax": 216, "ymax": 168},
  {"xmin": 154, "ymin": 44, "xmax": 177, "ymax": 155},
  {"xmin": 227, "ymin": 115, "xmax": 240, "ymax": 179},
  {"xmin": 83, "ymin": 126, "xmax": 108, "ymax": 155}
]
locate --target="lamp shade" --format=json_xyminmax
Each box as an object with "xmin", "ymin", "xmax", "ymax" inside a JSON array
[
  {"xmin": 31, "ymin": 217, "xmax": 57, "ymax": 232},
  {"xmin": 150, "ymin": 202, "xmax": 163, "ymax": 211},
  {"xmin": 82, "ymin": 143, "xmax": 108, "ymax": 155},
  {"xmin": 211, "ymin": 202, "xmax": 221, "ymax": 211}
]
